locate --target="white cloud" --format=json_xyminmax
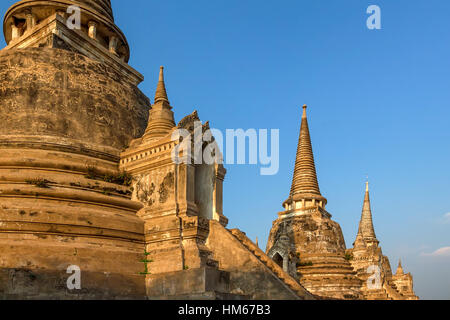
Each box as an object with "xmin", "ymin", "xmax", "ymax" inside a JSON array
[
  {"xmin": 438, "ymin": 212, "xmax": 450, "ymax": 224},
  {"xmin": 422, "ymin": 247, "xmax": 450, "ymax": 257}
]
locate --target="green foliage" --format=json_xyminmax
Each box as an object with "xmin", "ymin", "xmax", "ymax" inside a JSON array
[
  {"xmin": 139, "ymin": 249, "xmax": 153, "ymax": 275},
  {"xmin": 345, "ymin": 253, "xmax": 354, "ymax": 261}
]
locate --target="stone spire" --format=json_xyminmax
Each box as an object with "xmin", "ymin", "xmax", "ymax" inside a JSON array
[
  {"xmin": 154, "ymin": 66, "xmax": 170, "ymax": 104},
  {"xmin": 356, "ymin": 181, "xmax": 378, "ymax": 246},
  {"xmin": 396, "ymin": 260, "xmax": 404, "ymax": 275},
  {"xmin": 142, "ymin": 66, "xmax": 176, "ymax": 142},
  {"xmin": 285, "ymin": 105, "xmax": 327, "ymax": 209},
  {"xmin": 353, "ymin": 229, "xmax": 367, "ymax": 250}
]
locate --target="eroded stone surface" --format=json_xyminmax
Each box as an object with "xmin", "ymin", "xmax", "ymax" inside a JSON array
[
  {"xmin": 0, "ymin": 0, "xmax": 417, "ymax": 301},
  {"xmin": 0, "ymin": 1, "xmax": 149, "ymax": 299},
  {"xmin": 266, "ymin": 107, "xmax": 418, "ymax": 300},
  {"xmin": 0, "ymin": 48, "xmax": 148, "ymax": 151}
]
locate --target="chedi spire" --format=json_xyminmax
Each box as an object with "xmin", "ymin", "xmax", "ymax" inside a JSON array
[
  {"xmin": 154, "ymin": 66, "xmax": 170, "ymax": 104},
  {"xmin": 143, "ymin": 66, "xmax": 176, "ymax": 142},
  {"xmin": 355, "ymin": 181, "xmax": 378, "ymax": 246},
  {"xmin": 290, "ymin": 105, "xmax": 321, "ymax": 197},
  {"xmin": 396, "ymin": 260, "xmax": 404, "ymax": 275},
  {"xmin": 353, "ymin": 229, "xmax": 367, "ymax": 250},
  {"xmin": 284, "ymin": 105, "xmax": 327, "ymax": 210}
]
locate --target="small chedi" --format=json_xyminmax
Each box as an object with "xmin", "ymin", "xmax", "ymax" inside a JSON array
[
  {"xmin": 266, "ymin": 106, "xmax": 418, "ymax": 300},
  {"xmin": 0, "ymin": 0, "xmax": 417, "ymax": 300},
  {"xmin": 347, "ymin": 182, "xmax": 418, "ymax": 300}
]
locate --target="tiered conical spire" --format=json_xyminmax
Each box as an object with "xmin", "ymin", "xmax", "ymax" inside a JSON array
[
  {"xmin": 356, "ymin": 181, "xmax": 378, "ymax": 246},
  {"xmin": 353, "ymin": 229, "xmax": 367, "ymax": 250},
  {"xmin": 154, "ymin": 66, "xmax": 170, "ymax": 104},
  {"xmin": 396, "ymin": 260, "xmax": 404, "ymax": 275},
  {"xmin": 288, "ymin": 106, "xmax": 326, "ymax": 203},
  {"xmin": 142, "ymin": 66, "xmax": 176, "ymax": 142}
]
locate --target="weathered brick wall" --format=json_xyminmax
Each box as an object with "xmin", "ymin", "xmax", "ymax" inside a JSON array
[
  {"xmin": 206, "ymin": 221, "xmax": 313, "ymax": 300},
  {"xmin": 0, "ymin": 48, "xmax": 149, "ymax": 153},
  {"xmin": 0, "ymin": 48, "xmax": 150, "ymax": 299}
]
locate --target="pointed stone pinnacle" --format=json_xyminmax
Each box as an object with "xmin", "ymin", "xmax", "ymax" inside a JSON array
[
  {"xmin": 154, "ymin": 66, "xmax": 169, "ymax": 104},
  {"xmin": 143, "ymin": 66, "xmax": 175, "ymax": 141},
  {"xmin": 356, "ymin": 181, "xmax": 378, "ymax": 245},
  {"xmin": 302, "ymin": 105, "xmax": 307, "ymax": 118},
  {"xmin": 290, "ymin": 104, "xmax": 323, "ymax": 199},
  {"xmin": 396, "ymin": 259, "xmax": 404, "ymax": 275}
]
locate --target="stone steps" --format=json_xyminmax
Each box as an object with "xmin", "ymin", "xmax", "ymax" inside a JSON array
[
  {"xmin": 384, "ymin": 281, "xmax": 405, "ymax": 300},
  {"xmin": 364, "ymin": 281, "xmax": 408, "ymax": 300},
  {"xmin": 228, "ymin": 229, "xmax": 313, "ymax": 299},
  {"xmin": 387, "ymin": 280, "xmax": 398, "ymax": 291},
  {"xmin": 365, "ymin": 289, "xmax": 391, "ymax": 300}
]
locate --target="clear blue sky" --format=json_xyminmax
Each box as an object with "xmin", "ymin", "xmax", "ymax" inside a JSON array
[{"xmin": 1, "ymin": 0, "xmax": 449, "ymax": 299}]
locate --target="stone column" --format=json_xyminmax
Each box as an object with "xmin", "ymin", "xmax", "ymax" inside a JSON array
[
  {"xmin": 109, "ymin": 35, "xmax": 118, "ymax": 55},
  {"xmin": 25, "ymin": 10, "xmax": 36, "ymax": 31},
  {"xmin": 10, "ymin": 23, "xmax": 20, "ymax": 41},
  {"xmin": 88, "ymin": 21, "xmax": 98, "ymax": 40},
  {"xmin": 212, "ymin": 164, "xmax": 228, "ymax": 226}
]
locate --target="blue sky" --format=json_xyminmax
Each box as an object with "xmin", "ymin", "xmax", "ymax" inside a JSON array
[{"xmin": 1, "ymin": 0, "xmax": 449, "ymax": 299}]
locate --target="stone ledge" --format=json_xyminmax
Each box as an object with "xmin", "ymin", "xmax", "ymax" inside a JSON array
[{"xmin": 146, "ymin": 267, "xmax": 232, "ymax": 299}]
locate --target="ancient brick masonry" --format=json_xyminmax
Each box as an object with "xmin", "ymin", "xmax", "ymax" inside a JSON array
[
  {"xmin": 347, "ymin": 183, "xmax": 419, "ymax": 300},
  {"xmin": 266, "ymin": 106, "xmax": 363, "ymax": 300},
  {"xmin": 120, "ymin": 67, "xmax": 314, "ymax": 300},
  {"xmin": 266, "ymin": 106, "xmax": 419, "ymax": 300},
  {"xmin": 0, "ymin": 0, "xmax": 418, "ymax": 300},
  {"xmin": 0, "ymin": 0, "xmax": 149, "ymax": 299},
  {"xmin": 0, "ymin": 0, "xmax": 314, "ymax": 300}
]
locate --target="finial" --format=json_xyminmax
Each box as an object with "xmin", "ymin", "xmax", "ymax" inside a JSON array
[
  {"xmin": 154, "ymin": 66, "xmax": 169, "ymax": 103},
  {"xmin": 159, "ymin": 66, "xmax": 164, "ymax": 82},
  {"xmin": 302, "ymin": 105, "xmax": 307, "ymax": 118}
]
